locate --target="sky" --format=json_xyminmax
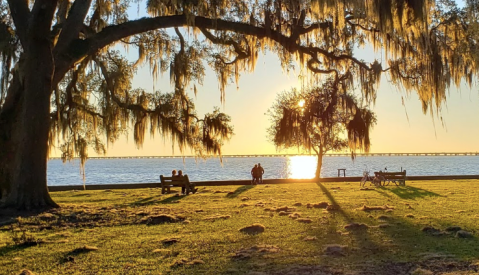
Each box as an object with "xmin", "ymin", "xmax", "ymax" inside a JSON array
[
  {"xmin": 58, "ymin": 1, "xmax": 479, "ymax": 158},
  {"xmin": 96, "ymin": 50, "xmax": 479, "ymax": 157}
]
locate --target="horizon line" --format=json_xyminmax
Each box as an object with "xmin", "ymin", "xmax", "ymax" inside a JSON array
[{"xmin": 49, "ymin": 151, "xmax": 479, "ymax": 159}]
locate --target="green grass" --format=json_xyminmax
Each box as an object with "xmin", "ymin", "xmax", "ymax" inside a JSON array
[{"xmin": 1, "ymin": 180, "xmax": 479, "ymax": 274}]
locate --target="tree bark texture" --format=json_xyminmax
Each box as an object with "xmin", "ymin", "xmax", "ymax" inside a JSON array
[{"xmin": 0, "ymin": 1, "xmax": 58, "ymax": 209}]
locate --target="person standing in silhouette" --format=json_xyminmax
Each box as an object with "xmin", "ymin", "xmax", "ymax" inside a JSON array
[
  {"xmin": 257, "ymin": 163, "xmax": 264, "ymax": 183},
  {"xmin": 251, "ymin": 164, "xmax": 258, "ymax": 184}
]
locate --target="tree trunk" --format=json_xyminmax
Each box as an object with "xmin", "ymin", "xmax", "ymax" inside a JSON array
[
  {"xmin": 0, "ymin": 70, "xmax": 23, "ymax": 202},
  {"xmin": 0, "ymin": 32, "xmax": 58, "ymax": 210},
  {"xmin": 315, "ymin": 153, "xmax": 323, "ymax": 180}
]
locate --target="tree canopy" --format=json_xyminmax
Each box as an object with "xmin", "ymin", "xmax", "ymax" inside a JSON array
[
  {"xmin": 268, "ymin": 78, "xmax": 376, "ymax": 178},
  {"xmin": 0, "ymin": 0, "xmax": 478, "ymax": 209}
]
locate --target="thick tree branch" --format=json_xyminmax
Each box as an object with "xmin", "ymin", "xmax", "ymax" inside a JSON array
[
  {"xmin": 54, "ymin": 0, "xmax": 93, "ymax": 57},
  {"xmin": 29, "ymin": 0, "xmax": 59, "ymax": 41},
  {"xmin": 54, "ymin": 14, "xmax": 373, "ymax": 85},
  {"xmin": 7, "ymin": 0, "xmax": 30, "ymax": 47}
]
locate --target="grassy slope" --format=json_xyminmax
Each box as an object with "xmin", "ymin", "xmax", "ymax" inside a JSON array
[{"xmin": 1, "ymin": 180, "xmax": 479, "ymax": 274}]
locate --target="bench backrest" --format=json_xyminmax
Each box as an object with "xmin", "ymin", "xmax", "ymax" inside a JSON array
[
  {"xmin": 375, "ymin": 170, "xmax": 406, "ymax": 179},
  {"xmin": 160, "ymin": 175, "xmax": 190, "ymax": 183}
]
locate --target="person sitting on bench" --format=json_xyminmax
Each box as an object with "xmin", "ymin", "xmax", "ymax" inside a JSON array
[{"xmin": 177, "ymin": 170, "xmax": 198, "ymax": 195}]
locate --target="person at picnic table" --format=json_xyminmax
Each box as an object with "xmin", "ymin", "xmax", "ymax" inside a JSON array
[
  {"xmin": 257, "ymin": 163, "xmax": 264, "ymax": 184},
  {"xmin": 171, "ymin": 169, "xmax": 177, "ymax": 177},
  {"xmin": 251, "ymin": 164, "xmax": 258, "ymax": 184}
]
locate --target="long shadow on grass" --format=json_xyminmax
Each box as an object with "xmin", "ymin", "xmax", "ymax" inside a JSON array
[
  {"xmin": 213, "ymin": 182, "xmax": 479, "ymax": 274},
  {"xmin": 129, "ymin": 196, "xmax": 158, "ymax": 206},
  {"xmin": 315, "ymin": 182, "xmax": 350, "ymax": 220},
  {"xmin": 158, "ymin": 194, "xmax": 185, "ymax": 204},
  {"xmin": 226, "ymin": 185, "xmax": 255, "ymax": 199},
  {"xmin": 388, "ymin": 186, "xmax": 443, "ymax": 200}
]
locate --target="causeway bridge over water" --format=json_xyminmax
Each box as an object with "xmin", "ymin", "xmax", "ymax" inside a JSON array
[{"xmin": 50, "ymin": 152, "xmax": 479, "ymax": 159}]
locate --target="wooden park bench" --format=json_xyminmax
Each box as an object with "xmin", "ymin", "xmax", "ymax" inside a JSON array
[
  {"xmin": 374, "ymin": 170, "xmax": 407, "ymax": 186},
  {"xmin": 159, "ymin": 175, "xmax": 196, "ymax": 194}
]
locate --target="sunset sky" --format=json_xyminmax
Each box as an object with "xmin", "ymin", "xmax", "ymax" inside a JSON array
[
  {"xmin": 52, "ymin": 1, "xmax": 479, "ymax": 158},
  {"xmin": 91, "ymin": 50, "xmax": 479, "ymax": 157}
]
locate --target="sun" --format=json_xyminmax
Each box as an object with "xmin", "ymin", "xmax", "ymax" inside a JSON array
[
  {"xmin": 298, "ymin": 99, "xmax": 305, "ymax": 108},
  {"xmin": 287, "ymin": 155, "xmax": 316, "ymax": 179}
]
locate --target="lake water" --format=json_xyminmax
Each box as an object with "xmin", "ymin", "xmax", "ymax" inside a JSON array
[{"xmin": 47, "ymin": 155, "xmax": 479, "ymax": 186}]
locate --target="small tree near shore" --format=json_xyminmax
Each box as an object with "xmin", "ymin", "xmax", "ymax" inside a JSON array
[{"xmin": 267, "ymin": 79, "xmax": 376, "ymax": 179}]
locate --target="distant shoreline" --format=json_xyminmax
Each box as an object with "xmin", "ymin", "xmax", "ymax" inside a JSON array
[
  {"xmin": 48, "ymin": 175, "xmax": 479, "ymax": 192},
  {"xmin": 48, "ymin": 152, "xmax": 479, "ymax": 160}
]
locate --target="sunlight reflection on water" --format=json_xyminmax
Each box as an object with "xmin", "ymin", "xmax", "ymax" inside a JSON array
[{"xmin": 286, "ymin": 156, "xmax": 317, "ymax": 179}]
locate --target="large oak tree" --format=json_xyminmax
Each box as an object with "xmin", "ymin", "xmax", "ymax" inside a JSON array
[{"xmin": 0, "ymin": 0, "xmax": 477, "ymax": 209}]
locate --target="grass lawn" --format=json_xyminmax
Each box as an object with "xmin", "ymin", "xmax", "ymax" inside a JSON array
[{"xmin": 1, "ymin": 180, "xmax": 479, "ymax": 274}]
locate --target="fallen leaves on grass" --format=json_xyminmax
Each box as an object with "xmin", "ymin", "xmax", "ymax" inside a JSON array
[
  {"xmin": 239, "ymin": 223, "xmax": 265, "ymax": 234},
  {"xmin": 445, "ymin": 226, "xmax": 462, "ymax": 232},
  {"xmin": 17, "ymin": 270, "xmax": 35, "ymax": 275},
  {"xmin": 275, "ymin": 206, "xmax": 296, "ymax": 212},
  {"xmin": 456, "ymin": 230, "xmax": 474, "ymax": 238},
  {"xmin": 357, "ymin": 204, "xmax": 395, "ymax": 211},
  {"xmin": 161, "ymin": 238, "xmax": 180, "ymax": 245},
  {"xmin": 326, "ymin": 204, "xmax": 340, "ymax": 211},
  {"xmin": 296, "ymin": 218, "xmax": 313, "ymax": 223},
  {"xmin": 303, "ymin": 236, "xmax": 317, "ymax": 241},
  {"xmin": 232, "ymin": 244, "xmax": 280, "ymax": 259},
  {"xmin": 288, "ymin": 212, "xmax": 301, "ymax": 219},
  {"xmin": 307, "ymin": 202, "xmax": 329, "ymax": 209},
  {"xmin": 405, "ymin": 214, "xmax": 415, "ymax": 218},
  {"xmin": 410, "ymin": 268, "xmax": 433, "ymax": 275},
  {"xmin": 152, "ymin": 249, "xmax": 172, "ymax": 255},
  {"xmin": 170, "ymin": 258, "xmax": 205, "ymax": 267},
  {"xmin": 139, "ymin": 214, "xmax": 184, "ymax": 225}
]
